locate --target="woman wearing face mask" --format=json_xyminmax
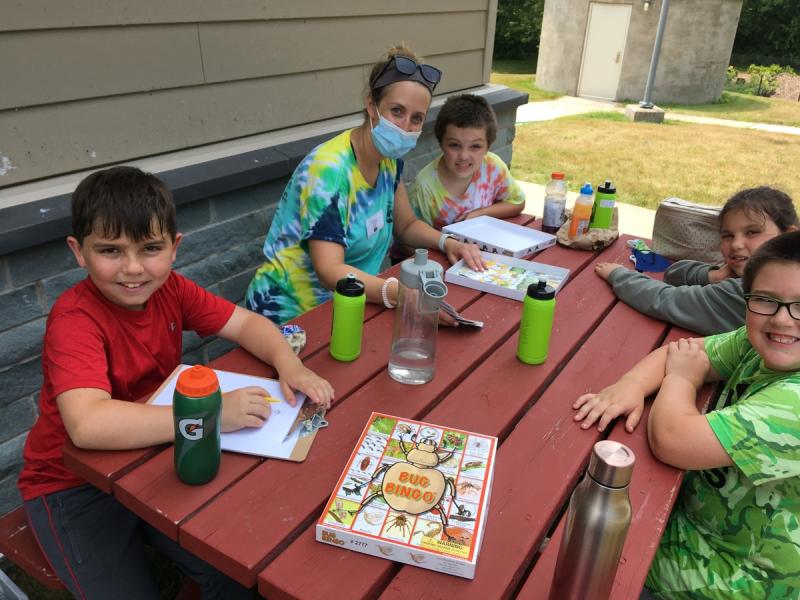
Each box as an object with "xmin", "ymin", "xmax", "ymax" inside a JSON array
[{"xmin": 246, "ymin": 45, "xmax": 484, "ymax": 324}]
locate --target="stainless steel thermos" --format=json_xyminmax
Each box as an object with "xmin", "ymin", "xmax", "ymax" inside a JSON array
[{"xmin": 550, "ymin": 440, "xmax": 635, "ymax": 600}]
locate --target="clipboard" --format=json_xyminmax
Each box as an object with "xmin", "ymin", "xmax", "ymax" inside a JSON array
[{"xmin": 148, "ymin": 365, "xmax": 322, "ymax": 462}]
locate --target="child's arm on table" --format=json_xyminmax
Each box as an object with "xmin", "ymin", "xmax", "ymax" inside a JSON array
[
  {"xmin": 573, "ymin": 344, "xmax": 672, "ymax": 433},
  {"xmin": 647, "ymin": 338, "xmax": 731, "ymax": 470},
  {"xmin": 457, "ymin": 200, "xmax": 524, "ymax": 222},
  {"xmin": 58, "ymin": 386, "xmax": 268, "ymax": 450},
  {"xmin": 217, "ymin": 306, "xmax": 334, "ymax": 408}
]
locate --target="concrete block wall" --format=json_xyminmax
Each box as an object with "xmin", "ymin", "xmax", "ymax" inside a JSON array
[{"xmin": 0, "ymin": 90, "xmax": 524, "ymax": 516}]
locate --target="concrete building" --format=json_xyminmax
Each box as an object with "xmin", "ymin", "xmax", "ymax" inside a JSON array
[
  {"xmin": 0, "ymin": 3, "xmax": 527, "ymax": 515},
  {"xmin": 536, "ymin": 0, "xmax": 743, "ymax": 104}
]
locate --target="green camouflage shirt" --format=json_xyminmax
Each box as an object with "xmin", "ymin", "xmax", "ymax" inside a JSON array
[{"xmin": 647, "ymin": 327, "xmax": 800, "ymax": 599}]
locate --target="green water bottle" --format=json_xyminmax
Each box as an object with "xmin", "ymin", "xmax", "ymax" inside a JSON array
[
  {"xmin": 173, "ymin": 365, "xmax": 221, "ymax": 485},
  {"xmin": 589, "ymin": 180, "xmax": 616, "ymax": 230},
  {"xmin": 330, "ymin": 273, "xmax": 366, "ymax": 361},
  {"xmin": 517, "ymin": 280, "xmax": 556, "ymax": 365}
]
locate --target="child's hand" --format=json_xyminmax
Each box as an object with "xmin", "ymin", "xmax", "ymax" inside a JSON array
[
  {"xmin": 665, "ymin": 338, "xmax": 709, "ymax": 389},
  {"xmin": 278, "ymin": 363, "xmax": 334, "ymax": 409},
  {"xmin": 573, "ymin": 380, "xmax": 647, "ymax": 433},
  {"xmin": 447, "ymin": 240, "xmax": 485, "ymax": 272},
  {"xmin": 221, "ymin": 386, "xmax": 272, "ymax": 432},
  {"xmin": 595, "ymin": 262, "xmax": 625, "ymax": 281},
  {"xmin": 708, "ymin": 264, "xmax": 735, "ymax": 283}
]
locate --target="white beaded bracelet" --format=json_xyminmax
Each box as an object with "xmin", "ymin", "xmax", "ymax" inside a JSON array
[
  {"xmin": 438, "ymin": 232, "xmax": 455, "ymax": 252},
  {"xmin": 381, "ymin": 277, "xmax": 398, "ymax": 308}
]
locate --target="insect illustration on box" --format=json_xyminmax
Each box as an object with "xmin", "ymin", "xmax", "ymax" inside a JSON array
[
  {"xmin": 442, "ymin": 432, "xmax": 464, "ymax": 449},
  {"xmin": 342, "ymin": 478, "xmax": 368, "ymax": 497},
  {"xmin": 359, "ymin": 456, "xmax": 372, "ymax": 472},
  {"xmin": 396, "ymin": 423, "xmax": 414, "ymax": 437},
  {"xmin": 456, "ymin": 480, "xmax": 482, "ymax": 496},
  {"xmin": 356, "ymin": 433, "xmax": 460, "ymax": 539},
  {"xmin": 462, "ymin": 460, "xmax": 485, "ymax": 471},
  {"xmin": 450, "ymin": 504, "xmax": 475, "ymax": 523},
  {"xmin": 384, "ymin": 513, "xmax": 412, "ymax": 537},
  {"xmin": 412, "ymin": 521, "xmax": 443, "ymax": 539},
  {"xmin": 328, "ymin": 498, "xmax": 353, "ymax": 524},
  {"xmin": 362, "ymin": 511, "xmax": 384, "ymax": 526}
]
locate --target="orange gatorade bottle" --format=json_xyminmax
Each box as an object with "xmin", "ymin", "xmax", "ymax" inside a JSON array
[{"xmin": 568, "ymin": 183, "xmax": 595, "ymax": 239}]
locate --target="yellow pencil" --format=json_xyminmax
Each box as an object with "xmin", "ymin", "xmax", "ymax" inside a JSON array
[{"xmin": 265, "ymin": 395, "xmax": 281, "ymax": 404}]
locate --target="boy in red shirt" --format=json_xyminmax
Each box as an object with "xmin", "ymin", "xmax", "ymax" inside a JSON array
[{"xmin": 18, "ymin": 166, "xmax": 333, "ymax": 598}]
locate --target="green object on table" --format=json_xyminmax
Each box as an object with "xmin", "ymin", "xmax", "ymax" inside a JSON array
[
  {"xmin": 173, "ymin": 365, "xmax": 221, "ymax": 485},
  {"xmin": 589, "ymin": 180, "xmax": 616, "ymax": 230},
  {"xmin": 330, "ymin": 273, "xmax": 366, "ymax": 362},
  {"xmin": 517, "ymin": 279, "xmax": 556, "ymax": 365}
]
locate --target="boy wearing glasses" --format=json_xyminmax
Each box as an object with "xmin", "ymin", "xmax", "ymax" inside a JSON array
[
  {"xmin": 408, "ymin": 93, "xmax": 525, "ymax": 230},
  {"xmin": 573, "ymin": 231, "xmax": 800, "ymax": 598}
]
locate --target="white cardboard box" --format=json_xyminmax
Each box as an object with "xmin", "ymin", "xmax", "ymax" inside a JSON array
[
  {"xmin": 445, "ymin": 251, "xmax": 570, "ymax": 301},
  {"xmin": 316, "ymin": 413, "xmax": 496, "ymax": 579},
  {"xmin": 442, "ymin": 215, "xmax": 556, "ymax": 257}
]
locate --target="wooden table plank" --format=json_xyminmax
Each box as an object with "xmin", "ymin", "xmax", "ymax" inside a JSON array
[
  {"xmin": 113, "ymin": 447, "xmax": 261, "ymax": 540},
  {"xmin": 256, "ymin": 237, "xmax": 637, "ymax": 599}
]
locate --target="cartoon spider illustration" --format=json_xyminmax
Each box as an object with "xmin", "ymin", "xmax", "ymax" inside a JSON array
[
  {"xmin": 384, "ymin": 513, "xmax": 412, "ymax": 537},
  {"xmin": 357, "ymin": 434, "xmax": 458, "ymax": 535}
]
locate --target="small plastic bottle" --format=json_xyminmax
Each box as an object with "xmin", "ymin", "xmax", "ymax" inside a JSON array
[
  {"xmin": 330, "ymin": 273, "xmax": 366, "ymax": 362},
  {"xmin": 589, "ymin": 180, "xmax": 616, "ymax": 230},
  {"xmin": 568, "ymin": 183, "xmax": 594, "ymax": 239},
  {"xmin": 550, "ymin": 440, "xmax": 635, "ymax": 600},
  {"xmin": 542, "ymin": 172, "xmax": 568, "ymax": 234},
  {"xmin": 173, "ymin": 365, "xmax": 221, "ymax": 485},
  {"xmin": 517, "ymin": 279, "xmax": 556, "ymax": 365}
]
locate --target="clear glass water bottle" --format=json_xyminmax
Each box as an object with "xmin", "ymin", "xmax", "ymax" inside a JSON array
[
  {"xmin": 550, "ymin": 440, "xmax": 635, "ymax": 600},
  {"xmin": 388, "ymin": 249, "xmax": 448, "ymax": 385}
]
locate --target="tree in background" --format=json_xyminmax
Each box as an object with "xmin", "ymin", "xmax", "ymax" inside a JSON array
[
  {"xmin": 494, "ymin": 0, "xmax": 545, "ymax": 60},
  {"xmin": 732, "ymin": 0, "xmax": 800, "ymax": 68}
]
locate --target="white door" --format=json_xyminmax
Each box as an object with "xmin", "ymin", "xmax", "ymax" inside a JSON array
[{"xmin": 578, "ymin": 3, "xmax": 631, "ymax": 100}]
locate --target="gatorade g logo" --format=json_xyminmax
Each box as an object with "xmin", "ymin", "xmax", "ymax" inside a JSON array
[{"xmin": 178, "ymin": 418, "xmax": 203, "ymax": 441}]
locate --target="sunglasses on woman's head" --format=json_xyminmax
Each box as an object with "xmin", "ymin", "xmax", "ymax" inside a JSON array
[
  {"xmin": 391, "ymin": 56, "xmax": 442, "ymax": 85},
  {"xmin": 373, "ymin": 56, "xmax": 442, "ymax": 90}
]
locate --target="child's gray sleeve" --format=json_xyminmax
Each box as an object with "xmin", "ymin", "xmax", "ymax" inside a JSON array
[
  {"xmin": 664, "ymin": 260, "xmax": 715, "ymax": 286},
  {"xmin": 607, "ymin": 268, "xmax": 745, "ymax": 336}
]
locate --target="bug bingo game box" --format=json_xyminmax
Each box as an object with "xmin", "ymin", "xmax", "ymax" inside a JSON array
[{"xmin": 316, "ymin": 412, "xmax": 496, "ymax": 579}]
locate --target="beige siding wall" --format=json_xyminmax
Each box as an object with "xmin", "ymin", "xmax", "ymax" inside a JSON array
[{"xmin": 0, "ymin": 2, "xmax": 496, "ymax": 187}]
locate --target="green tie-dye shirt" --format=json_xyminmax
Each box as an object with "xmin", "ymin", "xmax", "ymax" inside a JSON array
[
  {"xmin": 246, "ymin": 129, "xmax": 400, "ymax": 323},
  {"xmin": 647, "ymin": 327, "xmax": 800, "ymax": 599}
]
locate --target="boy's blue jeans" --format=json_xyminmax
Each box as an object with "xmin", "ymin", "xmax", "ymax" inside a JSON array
[{"xmin": 25, "ymin": 484, "xmax": 253, "ymax": 599}]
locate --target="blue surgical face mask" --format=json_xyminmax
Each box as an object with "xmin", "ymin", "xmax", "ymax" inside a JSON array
[{"xmin": 370, "ymin": 111, "xmax": 421, "ymax": 159}]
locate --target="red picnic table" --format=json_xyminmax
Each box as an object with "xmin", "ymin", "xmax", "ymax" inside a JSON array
[{"xmin": 63, "ymin": 215, "xmax": 712, "ymax": 599}]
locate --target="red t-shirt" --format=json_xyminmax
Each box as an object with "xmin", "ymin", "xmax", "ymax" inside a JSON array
[{"xmin": 17, "ymin": 272, "xmax": 236, "ymax": 500}]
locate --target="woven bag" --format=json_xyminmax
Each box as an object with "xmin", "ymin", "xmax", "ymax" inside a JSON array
[{"xmin": 652, "ymin": 197, "xmax": 722, "ymax": 263}]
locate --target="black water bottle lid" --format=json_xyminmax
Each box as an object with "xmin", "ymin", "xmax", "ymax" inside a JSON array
[
  {"xmin": 336, "ymin": 273, "xmax": 365, "ymax": 297},
  {"xmin": 527, "ymin": 279, "xmax": 555, "ymax": 300},
  {"xmin": 598, "ymin": 180, "xmax": 616, "ymax": 194}
]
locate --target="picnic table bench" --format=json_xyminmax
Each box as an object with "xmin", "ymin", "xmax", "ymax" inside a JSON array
[{"xmin": 59, "ymin": 215, "xmax": 710, "ymax": 598}]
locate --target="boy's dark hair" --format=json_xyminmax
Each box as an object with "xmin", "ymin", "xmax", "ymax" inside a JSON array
[
  {"xmin": 720, "ymin": 186, "xmax": 799, "ymax": 233},
  {"xmin": 742, "ymin": 231, "xmax": 800, "ymax": 293},
  {"xmin": 434, "ymin": 94, "xmax": 497, "ymax": 146},
  {"xmin": 71, "ymin": 166, "xmax": 176, "ymax": 244}
]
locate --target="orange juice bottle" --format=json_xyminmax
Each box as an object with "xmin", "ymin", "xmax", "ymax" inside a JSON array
[{"xmin": 568, "ymin": 183, "xmax": 594, "ymax": 239}]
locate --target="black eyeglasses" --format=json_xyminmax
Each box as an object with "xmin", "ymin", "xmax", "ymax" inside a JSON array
[
  {"xmin": 744, "ymin": 294, "xmax": 800, "ymax": 320},
  {"xmin": 373, "ymin": 56, "xmax": 442, "ymax": 88}
]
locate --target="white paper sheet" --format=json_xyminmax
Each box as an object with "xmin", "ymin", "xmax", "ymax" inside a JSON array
[{"xmin": 151, "ymin": 365, "xmax": 305, "ymax": 459}]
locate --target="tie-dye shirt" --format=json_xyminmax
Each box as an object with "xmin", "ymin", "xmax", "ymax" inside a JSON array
[
  {"xmin": 246, "ymin": 129, "xmax": 400, "ymax": 323},
  {"xmin": 408, "ymin": 151, "xmax": 525, "ymax": 230},
  {"xmin": 646, "ymin": 327, "xmax": 800, "ymax": 599}
]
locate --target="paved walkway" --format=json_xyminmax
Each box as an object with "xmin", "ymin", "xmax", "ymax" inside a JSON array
[{"xmin": 515, "ymin": 95, "xmax": 800, "ymax": 239}]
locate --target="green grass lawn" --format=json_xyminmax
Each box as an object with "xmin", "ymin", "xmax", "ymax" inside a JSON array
[
  {"xmin": 511, "ymin": 113, "xmax": 800, "ymax": 211},
  {"xmin": 490, "ymin": 58, "xmax": 562, "ymax": 101},
  {"xmin": 662, "ymin": 90, "xmax": 800, "ymax": 128}
]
